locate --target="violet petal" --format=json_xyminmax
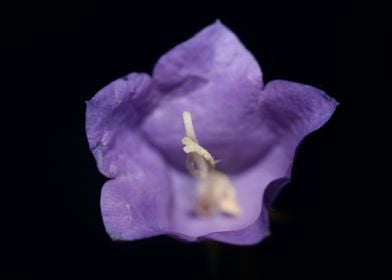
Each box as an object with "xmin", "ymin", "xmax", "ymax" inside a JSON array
[{"xmin": 86, "ymin": 72, "xmax": 159, "ymax": 178}]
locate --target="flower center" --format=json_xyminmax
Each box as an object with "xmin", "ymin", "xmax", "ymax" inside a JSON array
[{"xmin": 182, "ymin": 112, "xmax": 241, "ymax": 216}]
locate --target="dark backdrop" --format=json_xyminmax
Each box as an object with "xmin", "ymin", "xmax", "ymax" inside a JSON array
[{"xmin": 4, "ymin": 1, "xmax": 385, "ymax": 279}]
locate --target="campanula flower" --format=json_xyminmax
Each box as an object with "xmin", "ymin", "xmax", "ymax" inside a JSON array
[{"xmin": 86, "ymin": 21, "xmax": 337, "ymax": 245}]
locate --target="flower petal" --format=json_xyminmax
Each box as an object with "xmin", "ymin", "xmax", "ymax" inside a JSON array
[
  {"xmin": 153, "ymin": 20, "xmax": 263, "ymax": 92},
  {"xmin": 260, "ymin": 79, "xmax": 338, "ymax": 139},
  {"xmin": 100, "ymin": 142, "xmax": 171, "ymax": 241},
  {"xmin": 86, "ymin": 73, "xmax": 172, "ymax": 241},
  {"xmin": 142, "ymin": 21, "xmax": 265, "ymax": 173},
  {"xmin": 86, "ymin": 72, "xmax": 159, "ymax": 177}
]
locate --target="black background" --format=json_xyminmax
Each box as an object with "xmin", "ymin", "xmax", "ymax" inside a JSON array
[{"xmin": 4, "ymin": 1, "xmax": 386, "ymax": 279}]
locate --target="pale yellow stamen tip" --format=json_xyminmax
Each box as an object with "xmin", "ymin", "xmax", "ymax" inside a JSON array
[
  {"xmin": 181, "ymin": 111, "xmax": 241, "ymax": 217},
  {"xmin": 181, "ymin": 137, "xmax": 215, "ymax": 167}
]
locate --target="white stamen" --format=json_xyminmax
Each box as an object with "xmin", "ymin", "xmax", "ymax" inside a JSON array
[{"xmin": 181, "ymin": 111, "xmax": 241, "ymax": 217}]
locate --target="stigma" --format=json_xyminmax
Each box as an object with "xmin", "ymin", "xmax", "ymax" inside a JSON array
[{"xmin": 182, "ymin": 112, "xmax": 241, "ymax": 217}]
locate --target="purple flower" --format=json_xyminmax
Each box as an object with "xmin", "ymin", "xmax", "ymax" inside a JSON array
[{"xmin": 85, "ymin": 21, "xmax": 337, "ymax": 245}]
